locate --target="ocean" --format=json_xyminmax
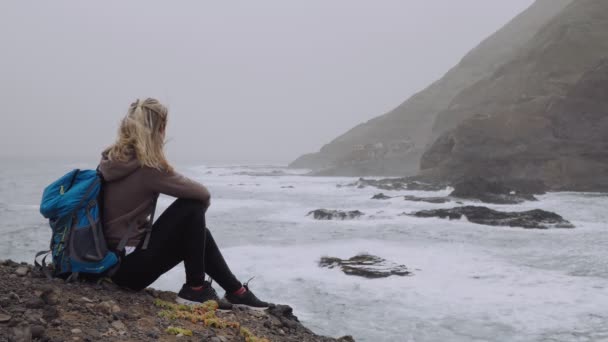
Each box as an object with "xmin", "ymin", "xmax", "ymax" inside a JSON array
[{"xmin": 1, "ymin": 160, "xmax": 608, "ymax": 342}]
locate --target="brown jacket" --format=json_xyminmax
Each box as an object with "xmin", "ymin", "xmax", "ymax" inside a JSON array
[{"xmin": 98, "ymin": 152, "xmax": 210, "ymax": 249}]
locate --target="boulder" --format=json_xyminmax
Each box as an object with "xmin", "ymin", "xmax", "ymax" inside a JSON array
[
  {"xmin": 307, "ymin": 209, "xmax": 364, "ymax": 220},
  {"xmin": 410, "ymin": 206, "xmax": 574, "ymax": 229},
  {"xmin": 319, "ymin": 254, "xmax": 411, "ymax": 278}
]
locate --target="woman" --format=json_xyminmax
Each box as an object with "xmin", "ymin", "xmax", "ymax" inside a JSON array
[{"xmin": 98, "ymin": 98, "xmax": 268, "ymax": 310}]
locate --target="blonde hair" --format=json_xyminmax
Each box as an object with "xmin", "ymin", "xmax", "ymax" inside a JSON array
[{"xmin": 106, "ymin": 98, "xmax": 173, "ymax": 172}]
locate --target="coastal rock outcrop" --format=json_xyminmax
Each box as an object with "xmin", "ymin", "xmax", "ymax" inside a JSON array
[
  {"xmin": 409, "ymin": 206, "xmax": 574, "ymax": 229},
  {"xmin": 319, "ymin": 254, "xmax": 411, "ymax": 278},
  {"xmin": 448, "ymin": 178, "xmax": 544, "ymax": 204},
  {"xmin": 307, "ymin": 209, "xmax": 365, "ymax": 220}
]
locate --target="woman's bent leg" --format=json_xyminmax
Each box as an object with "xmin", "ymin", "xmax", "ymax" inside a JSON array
[
  {"xmin": 111, "ymin": 199, "xmax": 207, "ymax": 290},
  {"xmin": 202, "ymin": 227, "xmax": 242, "ymax": 293}
]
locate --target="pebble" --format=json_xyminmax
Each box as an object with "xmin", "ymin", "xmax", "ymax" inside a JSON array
[
  {"xmin": 0, "ymin": 313, "xmax": 11, "ymax": 322},
  {"xmin": 71, "ymin": 328, "xmax": 83, "ymax": 334},
  {"xmin": 80, "ymin": 296, "xmax": 94, "ymax": 303},
  {"xmin": 279, "ymin": 329, "xmax": 286, "ymax": 335},
  {"xmin": 111, "ymin": 304, "xmax": 121, "ymax": 313},
  {"xmin": 15, "ymin": 266, "xmax": 29, "ymax": 277},
  {"xmin": 111, "ymin": 320, "xmax": 126, "ymax": 331},
  {"xmin": 209, "ymin": 338, "xmax": 221, "ymax": 342},
  {"xmin": 31, "ymin": 324, "xmax": 46, "ymax": 339},
  {"xmin": 42, "ymin": 291, "xmax": 60, "ymax": 306}
]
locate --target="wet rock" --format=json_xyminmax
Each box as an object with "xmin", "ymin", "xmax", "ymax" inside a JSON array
[
  {"xmin": 281, "ymin": 186, "xmax": 295, "ymax": 189},
  {"xmin": 371, "ymin": 193, "xmax": 392, "ymax": 200},
  {"xmin": 403, "ymin": 195, "xmax": 451, "ymax": 204},
  {"xmin": 343, "ymin": 177, "xmax": 447, "ymax": 191},
  {"xmin": 307, "ymin": 209, "xmax": 364, "ymax": 220},
  {"xmin": 319, "ymin": 254, "xmax": 411, "ymax": 278},
  {"xmin": 15, "ymin": 267, "xmax": 29, "ymax": 277},
  {"xmin": 449, "ymin": 178, "xmax": 542, "ymax": 204},
  {"xmin": 410, "ymin": 206, "xmax": 575, "ymax": 229}
]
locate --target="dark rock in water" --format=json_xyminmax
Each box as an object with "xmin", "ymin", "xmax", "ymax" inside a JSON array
[
  {"xmin": 342, "ymin": 177, "xmax": 446, "ymax": 192},
  {"xmin": 307, "ymin": 209, "xmax": 364, "ymax": 220},
  {"xmin": 410, "ymin": 206, "xmax": 574, "ymax": 229},
  {"xmin": 229, "ymin": 170, "xmax": 288, "ymax": 177},
  {"xmin": 371, "ymin": 193, "xmax": 392, "ymax": 200},
  {"xmin": 319, "ymin": 254, "xmax": 411, "ymax": 278},
  {"xmin": 449, "ymin": 178, "xmax": 541, "ymax": 204},
  {"xmin": 281, "ymin": 186, "xmax": 295, "ymax": 189},
  {"xmin": 403, "ymin": 195, "xmax": 451, "ymax": 204}
]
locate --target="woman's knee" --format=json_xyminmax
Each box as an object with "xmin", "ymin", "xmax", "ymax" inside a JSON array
[{"xmin": 171, "ymin": 198, "xmax": 208, "ymax": 213}]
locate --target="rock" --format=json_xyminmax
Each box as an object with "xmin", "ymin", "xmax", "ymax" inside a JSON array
[
  {"xmin": 410, "ymin": 206, "xmax": 575, "ymax": 229},
  {"xmin": 0, "ymin": 313, "xmax": 11, "ymax": 323},
  {"xmin": 371, "ymin": 193, "xmax": 392, "ymax": 200},
  {"xmin": 342, "ymin": 177, "xmax": 445, "ymax": 192},
  {"xmin": 31, "ymin": 325, "xmax": 45, "ymax": 339},
  {"xmin": 9, "ymin": 325, "xmax": 32, "ymax": 342},
  {"xmin": 307, "ymin": 209, "xmax": 364, "ymax": 220},
  {"xmin": 111, "ymin": 320, "xmax": 126, "ymax": 331},
  {"xmin": 15, "ymin": 266, "xmax": 29, "ymax": 277},
  {"xmin": 111, "ymin": 304, "xmax": 121, "ymax": 313},
  {"xmin": 71, "ymin": 328, "xmax": 82, "ymax": 334},
  {"xmin": 281, "ymin": 186, "xmax": 295, "ymax": 189},
  {"xmin": 448, "ymin": 178, "xmax": 540, "ymax": 204},
  {"xmin": 209, "ymin": 337, "xmax": 221, "ymax": 342},
  {"xmin": 319, "ymin": 254, "xmax": 412, "ymax": 278},
  {"xmin": 25, "ymin": 297, "xmax": 45, "ymax": 309},
  {"xmin": 41, "ymin": 291, "xmax": 59, "ymax": 306},
  {"xmin": 403, "ymin": 195, "xmax": 451, "ymax": 204},
  {"xmin": 80, "ymin": 297, "xmax": 94, "ymax": 303},
  {"xmin": 268, "ymin": 304, "xmax": 299, "ymax": 323},
  {"xmin": 338, "ymin": 336, "xmax": 356, "ymax": 342},
  {"xmin": 42, "ymin": 306, "xmax": 59, "ymax": 320}
]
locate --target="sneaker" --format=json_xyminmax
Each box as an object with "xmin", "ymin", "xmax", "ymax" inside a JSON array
[
  {"xmin": 176, "ymin": 281, "xmax": 233, "ymax": 311},
  {"xmin": 224, "ymin": 278, "xmax": 270, "ymax": 311}
]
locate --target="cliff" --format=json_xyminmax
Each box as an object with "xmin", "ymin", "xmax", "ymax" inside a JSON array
[
  {"xmin": 289, "ymin": 0, "xmax": 573, "ymax": 176},
  {"xmin": 420, "ymin": 0, "xmax": 608, "ymax": 191}
]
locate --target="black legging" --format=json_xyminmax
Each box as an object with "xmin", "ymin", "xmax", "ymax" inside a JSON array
[{"xmin": 111, "ymin": 198, "xmax": 242, "ymax": 292}]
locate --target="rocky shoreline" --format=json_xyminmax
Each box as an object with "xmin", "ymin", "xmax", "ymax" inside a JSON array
[{"xmin": 0, "ymin": 261, "xmax": 354, "ymax": 342}]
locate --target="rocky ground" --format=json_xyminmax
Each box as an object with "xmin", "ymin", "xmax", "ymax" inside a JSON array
[{"xmin": 0, "ymin": 261, "xmax": 354, "ymax": 342}]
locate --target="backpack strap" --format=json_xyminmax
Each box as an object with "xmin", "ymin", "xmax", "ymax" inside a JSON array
[
  {"xmin": 141, "ymin": 196, "xmax": 158, "ymax": 250},
  {"xmin": 116, "ymin": 197, "xmax": 158, "ymax": 252},
  {"xmin": 34, "ymin": 250, "xmax": 53, "ymax": 280}
]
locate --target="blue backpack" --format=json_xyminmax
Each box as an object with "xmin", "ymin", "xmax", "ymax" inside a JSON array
[{"xmin": 37, "ymin": 169, "xmax": 121, "ymax": 280}]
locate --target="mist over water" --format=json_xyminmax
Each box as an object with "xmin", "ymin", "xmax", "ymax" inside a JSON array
[{"xmin": 2, "ymin": 161, "xmax": 607, "ymax": 341}]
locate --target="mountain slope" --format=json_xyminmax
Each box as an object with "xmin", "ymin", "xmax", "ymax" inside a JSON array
[
  {"xmin": 290, "ymin": 0, "xmax": 573, "ymax": 176},
  {"xmin": 420, "ymin": 0, "xmax": 608, "ymax": 191}
]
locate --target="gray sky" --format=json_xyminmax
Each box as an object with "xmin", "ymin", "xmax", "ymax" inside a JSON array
[{"xmin": 0, "ymin": 0, "xmax": 533, "ymax": 164}]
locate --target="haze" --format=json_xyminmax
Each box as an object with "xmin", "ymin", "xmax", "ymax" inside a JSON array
[{"xmin": 0, "ymin": 0, "xmax": 533, "ymax": 164}]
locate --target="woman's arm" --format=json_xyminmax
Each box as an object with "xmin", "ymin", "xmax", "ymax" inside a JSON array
[{"xmin": 143, "ymin": 168, "xmax": 211, "ymax": 206}]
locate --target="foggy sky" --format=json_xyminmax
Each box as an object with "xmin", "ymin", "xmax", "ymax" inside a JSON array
[{"xmin": 0, "ymin": 1, "xmax": 534, "ymax": 164}]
